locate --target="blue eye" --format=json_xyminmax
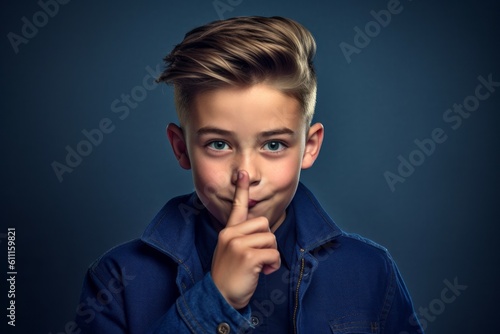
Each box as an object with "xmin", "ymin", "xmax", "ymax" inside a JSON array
[
  {"xmin": 208, "ymin": 141, "xmax": 229, "ymax": 150},
  {"xmin": 263, "ymin": 141, "xmax": 286, "ymax": 152}
]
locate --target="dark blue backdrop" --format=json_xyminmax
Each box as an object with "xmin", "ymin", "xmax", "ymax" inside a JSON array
[{"xmin": 1, "ymin": 0, "xmax": 499, "ymax": 333}]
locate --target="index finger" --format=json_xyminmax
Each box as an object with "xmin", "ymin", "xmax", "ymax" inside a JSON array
[{"xmin": 227, "ymin": 170, "xmax": 249, "ymax": 227}]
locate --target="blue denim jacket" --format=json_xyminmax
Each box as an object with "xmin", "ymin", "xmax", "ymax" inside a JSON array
[{"xmin": 75, "ymin": 183, "xmax": 423, "ymax": 333}]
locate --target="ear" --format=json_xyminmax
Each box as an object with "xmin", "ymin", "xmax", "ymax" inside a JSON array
[
  {"xmin": 301, "ymin": 123, "xmax": 324, "ymax": 170},
  {"xmin": 166, "ymin": 123, "xmax": 191, "ymax": 170}
]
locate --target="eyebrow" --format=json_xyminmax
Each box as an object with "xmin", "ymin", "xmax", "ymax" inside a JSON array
[
  {"xmin": 259, "ymin": 128, "xmax": 295, "ymax": 138},
  {"xmin": 196, "ymin": 126, "xmax": 295, "ymax": 138},
  {"xmin": 196, "ymin": 127, "xmax": 234, "ymax": 137}
]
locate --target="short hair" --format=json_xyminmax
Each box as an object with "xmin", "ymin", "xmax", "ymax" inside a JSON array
[{"xmin": 157, "ymin": 16, "xmax": 317, "ymax": 127}]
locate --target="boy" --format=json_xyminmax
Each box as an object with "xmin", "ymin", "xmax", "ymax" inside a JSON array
[{"xmin": 75, "ymin": 16, "xmax": 423, "ymax": 333}]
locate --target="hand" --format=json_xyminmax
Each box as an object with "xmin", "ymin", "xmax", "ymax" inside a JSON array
[{"xmin": 211, "ymin": 170, "xmax": 281, "ymax": 310}]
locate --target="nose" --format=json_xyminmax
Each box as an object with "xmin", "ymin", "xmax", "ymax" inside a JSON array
[{"xmin": 231, "ymin": 151, "xmax": 261, "ymax": 187}]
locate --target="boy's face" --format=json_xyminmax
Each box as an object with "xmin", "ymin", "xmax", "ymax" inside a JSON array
[{"xmin": 168, "ymin": 84, "xmax": 323, "ymax": 231}]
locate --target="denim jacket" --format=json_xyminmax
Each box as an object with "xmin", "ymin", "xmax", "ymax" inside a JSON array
[{"xmin": 75, "ymin": 183, "xmax": 423, "ymax": 333}]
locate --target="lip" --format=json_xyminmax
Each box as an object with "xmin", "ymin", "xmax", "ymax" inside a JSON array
[
  {"xmin": 248, "ymin": 199, "xmax": 259, "ymax": 208},
  {"xmin": 219, "ymin": 197, "xmax": 264, "ymax": 209}
]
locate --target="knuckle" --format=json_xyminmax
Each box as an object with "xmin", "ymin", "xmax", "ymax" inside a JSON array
[
  {"xmin": 227, "ymin": 237, "xmax": 243, "ymax": 251},
  {"xmin": 263, "ymin": 232, "xmax": 276, "ymax": 244},
  {"xmin": 218, "ymin": 229, "xmax": 232, "ymax": 243},
  {"xmin": 273, "ymin": 250, "xmax": 280, "ymax": 260},
  {"xmin": 242, "ymin": 250, "xmax": 255, "ymax": 262},
  {"xmin": 231, "ymin": 202, "xmax": 246, "ymax": 210},
  {"xmin": 270, "ymin": 234, "xmax": 278, "ymax": 246},
  {"xmin": 256, "ymin": 217, "xmax": 269, "ymax": 228}
]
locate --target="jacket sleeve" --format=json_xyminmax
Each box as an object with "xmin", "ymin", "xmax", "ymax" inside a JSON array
[
  {"xmin": 149, "ymin": 272, "xmax": 253, "ymax": 334},
  {"xmin": 74, "ymin": 264, "xmax": 129, "ymax": 332},
  {"xmin": 75, "ymin": 261, "xmax": 254, "ymax": 334},
  {"xmin": 381, "ymin": 254, "xmax": 424, "ymax": 334}
]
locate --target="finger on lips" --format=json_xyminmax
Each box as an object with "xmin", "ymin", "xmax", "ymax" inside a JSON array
[{"xmin": 227, "ymin": 170, "xmax": 250, "ymax": 227}]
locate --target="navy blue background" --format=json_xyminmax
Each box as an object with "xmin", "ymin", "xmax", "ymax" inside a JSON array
[{"xmin": 1, "ymin": 0, "xmax": 499, "ymax": 333}]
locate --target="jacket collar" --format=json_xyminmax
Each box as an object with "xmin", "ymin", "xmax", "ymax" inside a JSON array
[
  {"xmin": 291, "ymin": 182, "xmax": 342, "ymax": 251},
  {"xmin": 141, "ymin": 182, "xmax": 342, "ymax": 262}
]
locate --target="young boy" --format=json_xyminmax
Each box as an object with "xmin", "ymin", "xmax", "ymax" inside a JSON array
[{"xmin": 75, "ymin": 16, "xmax": 423, "ymax": 333}]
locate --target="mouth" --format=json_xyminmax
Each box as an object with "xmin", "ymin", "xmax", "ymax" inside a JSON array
[
  {"xmin": 248, "ymin": 199, "xmax": 259, "ymax": 208},
  {"xmin": 219, "ymin": 197, "xmax": 264, "ymax": 209}
]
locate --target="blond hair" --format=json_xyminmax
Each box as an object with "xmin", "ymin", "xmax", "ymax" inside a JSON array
[{"xmin": 157, "ymin": 16, "xmax": 317, "ymax": 126}]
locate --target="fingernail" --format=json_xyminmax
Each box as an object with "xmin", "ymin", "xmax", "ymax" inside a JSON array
[{"xmin": 238, "ymin": 171, "xmax": 243, "ymax": 180}]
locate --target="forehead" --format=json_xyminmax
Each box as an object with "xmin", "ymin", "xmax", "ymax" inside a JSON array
[{"xmin": 186, "ymin": 84, "xmax": 304, "ymax": 134}]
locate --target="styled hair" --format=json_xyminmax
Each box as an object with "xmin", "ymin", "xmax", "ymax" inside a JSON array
[{"xmin": 157, "ymin": 16, "xmax": 317, "ymax": 126}]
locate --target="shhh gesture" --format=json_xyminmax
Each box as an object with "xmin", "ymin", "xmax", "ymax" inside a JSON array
[{"xmin": 211, "ymin": 171, "xmax": 281, "ymax": 310}]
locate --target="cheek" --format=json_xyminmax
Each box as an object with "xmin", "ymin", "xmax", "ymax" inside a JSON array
[
  {"xmin": 192, "ymin": 160, "xmax": 231, "ymax": 200},
  {"xmin": 266, "ymin": 158, "xmax": 302, "ymax": 190}
]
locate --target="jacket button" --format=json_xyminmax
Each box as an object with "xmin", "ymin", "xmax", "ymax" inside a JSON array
[{"xmin": 217, "ymin": 322, "xmax": 230, "ymax": 334}]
